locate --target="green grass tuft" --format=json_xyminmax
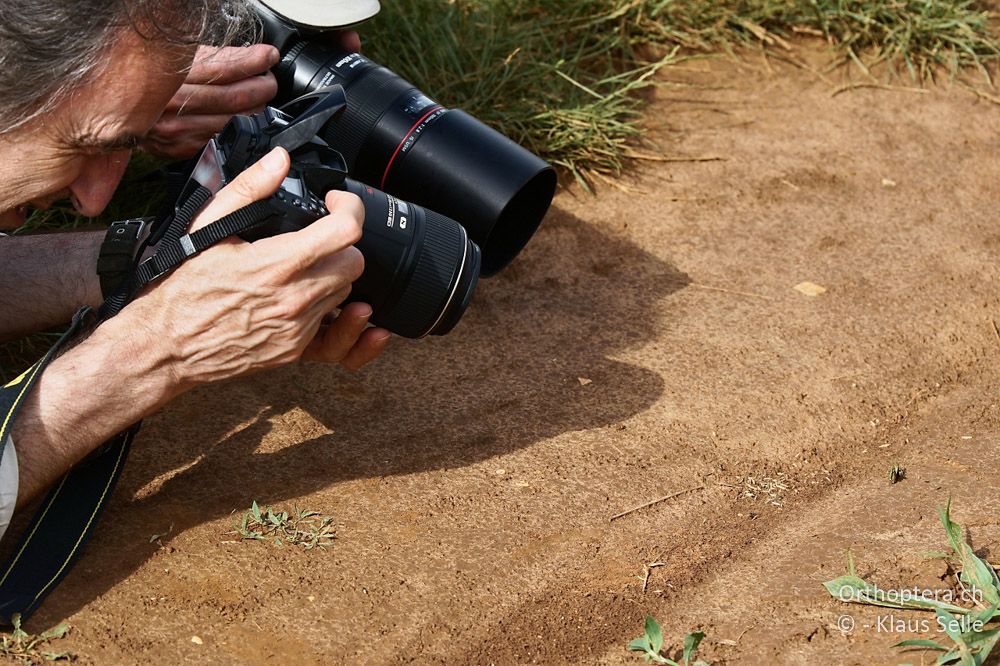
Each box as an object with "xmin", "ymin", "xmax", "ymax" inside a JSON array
[
  {"xmin": 363, "ymin": 0, "xmax": 683, "ymax": 186},
  {"xmin": 651, "ymin": 0, "xmax": 1000, "ymax": 81},
  {"xmin": 362, "ymin": 0, "xmax": 1000, "ymax": 182}
]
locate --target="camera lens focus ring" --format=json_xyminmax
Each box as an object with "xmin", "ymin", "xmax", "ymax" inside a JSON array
[
  {"xmin": 371, "ymin": 209, "xmax": 472, "ymax": 338},
  {"xmin": 322, "ymin": 66, "xmax": 417, "ymax": 170}
]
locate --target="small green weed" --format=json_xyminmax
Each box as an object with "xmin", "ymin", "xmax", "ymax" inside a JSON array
[
  {"xmin": 0, "ymin": 613, "xmax": 73, "ymax": 664},
  {"xmin": 233, "ymin": 500, "xmax": 337, "ymax": 549},
  {"xmin": 628, "ymin": 615, "xmax": 709, "ymax": 665},
  {"xmin": 824, "ymin": 498, "xmax": 1000, "ymax": 664}
]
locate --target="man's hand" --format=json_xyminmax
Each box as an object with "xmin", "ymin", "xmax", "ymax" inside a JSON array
[
  {"xmin": 131, "ymin": 146, "xmax": 390, "ymax": 388},
  {"xmin": 144, "ymin": 31, "xmax": 362, "ymax": 160},
  {"xmin": 143, "ymin": 44, "xmax": 280, "ymax": 159}
]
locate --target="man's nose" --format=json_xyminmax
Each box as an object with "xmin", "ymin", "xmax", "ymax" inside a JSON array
[{"xmin": 69, "ymin": 150, "xmax": 131, "ymax": 217}]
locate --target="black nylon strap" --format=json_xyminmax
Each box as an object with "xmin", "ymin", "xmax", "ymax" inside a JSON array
[
  {"xmin": 0, "ymin": 308, "xmax": 130, "ymax": 624},
  {"xmin": 0, "ymin": 424, "xmax": 137, "ymax": 623},
  {"xmin": 0, "ymin": 188, "xmax": 276, "ymax": 625},
  {"xmin": 161, "ymin": 186, "xmax": 213, "ymax": 247}
]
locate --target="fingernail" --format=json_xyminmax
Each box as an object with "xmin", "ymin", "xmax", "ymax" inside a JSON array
[
  {"xmin": 357, "ymin": 304, "xmax": 373, "ymax": 318},
  {"xmin": 262, "ymin": 148, "xmax": 285, "ymax": 172},
  {"xmin": 266, "ymin": 46, "xmax": 280, "ymax": 65}
]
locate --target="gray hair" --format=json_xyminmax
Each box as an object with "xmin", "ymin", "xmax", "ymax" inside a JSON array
[{"xmin": 0, "ymin": 0, "xmax": 258, "ymax": 133}]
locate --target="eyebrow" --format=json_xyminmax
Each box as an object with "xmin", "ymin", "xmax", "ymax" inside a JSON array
[{"xmin": 71, "ymin": 131, "xmax": 145, "ymax": 153}]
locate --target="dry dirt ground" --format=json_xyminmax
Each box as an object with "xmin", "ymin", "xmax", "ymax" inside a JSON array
[{"xmin": 14, "ymin": 47, "xmax": 1000, "ymax": 664}]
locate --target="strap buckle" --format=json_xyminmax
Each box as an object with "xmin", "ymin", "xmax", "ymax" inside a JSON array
[{"xmin": 96, "ymin": 218, "xmax": 152, "ymax": 299}]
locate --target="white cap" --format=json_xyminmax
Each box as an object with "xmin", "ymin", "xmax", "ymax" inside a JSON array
[{"xmin": 258, "ymin": 0, "xmax": 381, "ymax": 28}]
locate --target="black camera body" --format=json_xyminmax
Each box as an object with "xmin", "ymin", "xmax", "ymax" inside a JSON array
[{"xmin": 183, "ymin": 86, "xmax": 480, "ymax": 339}]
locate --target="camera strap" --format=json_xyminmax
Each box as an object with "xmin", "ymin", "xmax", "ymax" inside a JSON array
[
  {"xmin": 0, "ymin": 308, "xmax": 138, "ymax": 624},
  {"xmin": 0, "ymin": 184, "xmax": 278, "ymax": 624}
]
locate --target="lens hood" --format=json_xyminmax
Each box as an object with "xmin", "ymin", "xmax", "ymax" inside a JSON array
[{"xmin": 256, "ymin": 0, "xmax": 381, "ymax": 29}]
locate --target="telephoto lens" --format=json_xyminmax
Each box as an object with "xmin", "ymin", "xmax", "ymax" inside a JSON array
[
  {"xmin": 253, "ymin": 1, "xmax": 558, "ymax": 276},
  {"xmin": 213, "ymin": 101, "xmax": 482, "ymax": 339}
]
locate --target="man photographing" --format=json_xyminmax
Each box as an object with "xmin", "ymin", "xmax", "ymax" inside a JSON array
[{"xmin": 0, "ymin": 0, "xmax": 388, "ymax": 550}]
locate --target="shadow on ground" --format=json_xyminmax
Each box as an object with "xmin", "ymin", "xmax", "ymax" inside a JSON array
[{"xmin": 29, "ymin": 204, "xmax": 689, "ymax": 626}]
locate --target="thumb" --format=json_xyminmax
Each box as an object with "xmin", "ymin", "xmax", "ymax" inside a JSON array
[{"xmin": 188, "ymin": 147, "xmax": 289, "ymax": 233}]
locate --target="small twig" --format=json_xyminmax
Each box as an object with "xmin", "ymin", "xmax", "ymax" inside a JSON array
[
  {"xmin": 791, "ymin": 26, "xmax": 824, "ymax": 37},
  {"xmin": 990, "ymin": 319, "xmax": 1000, "ymax": 347},
  {"xmin": 737, "ymin": 19, "xmax": 793, "ymax": 51},
  {"xmin": 658, "ymin": 276, "xmax": 770, "ymax": 301},
  {"xmin": 963, "ymin": 84, "xmax": 1000, "ymax": 107},
  {"xmin": 610, "ymin": 485, "xmax": 704, "ymax": 521},
  {"xmin": 758, "ymin": 42, "xmax": 775, "ymax": 77},
  {"xmin": 719, "ymin": 625, "xmax": 754, "ymax": 646},
  {"xmin": 765, "ymin": 52, "xmax": 834, "ymax": 85},
  {"xmin": 830, "ymin": 372, "xmax": 867, "ymax": 382},
  {"xmin": 623, "ymin": 150, "xmax": 726, "ymax": 164},
  {"xmin": 831, "ymin": 82, "xmax": 928, "ymax": 98},
  {"xmin": 641, "ymin": 561, "xmax": 667, "ymax": 593},
  {"xmin": 588, "ymin": 168, "xmax": 646, "ymax": 194}
]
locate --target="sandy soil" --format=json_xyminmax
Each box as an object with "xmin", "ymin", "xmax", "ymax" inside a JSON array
[{"xmin": 14, "ymin": 47, "xmax": 1000, "ymax": 664}]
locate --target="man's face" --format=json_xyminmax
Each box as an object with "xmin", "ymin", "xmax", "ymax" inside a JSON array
[{"xmin": 0, "ymin": 34, "xmax": 193, "ymax": 229}]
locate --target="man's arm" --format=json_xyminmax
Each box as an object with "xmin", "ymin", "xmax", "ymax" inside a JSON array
[
  {"xmin": 0, "ymin": 231, "xmax": 104, "ymax": 341},
  {"xmin": 11, "ymin": 310, "xmax": 176, "ymax": 504},
  {"xmin": 10, "ymin": 148, "xmax": 390, "ymax": 506}
]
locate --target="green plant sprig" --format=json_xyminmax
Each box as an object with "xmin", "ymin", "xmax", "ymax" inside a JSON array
[
  {"xmin": 628, "ymin": 616, "xmax": 709, "ymax": 665},
  {"xmin": 824, "ymin": 498, "xmax": 1000, "ymax": 664},
  {"xmin": 0, "ymin": 613, "xmax": 73, "ymax": 664},
  {"xmin": 234, "ymin": 500, "xmax": 337, "ymax": 549}
]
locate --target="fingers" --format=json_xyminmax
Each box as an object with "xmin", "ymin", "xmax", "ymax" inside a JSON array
[
  {"xmin": 143, "ymin": 113, "xmax": 238, "ymax": 159},
  {"xmin": 305, "ymin": 301, "xmax": 371, "ymax": 363},
  {"xmin": 164, "ymin": 74, "xmax": 278, "ymax": 116},
  {"xmin": 147, "ymin": 49, "xmax": 279, "ymax": 161},
  {"xmin": 253, "ymin": 190, "xmax": 365, "ymax": 269},
  {"xmin": 276, "ymin": 245, "xmax": 361, "ymax": 311},
  {"xmin": 338, "ymin": 31, "xmax": 362, "ymax": 53},
  {"xmin": 142, "ymin": 137, "xmax": 212, "ymax": 161},
  {"xmin": 303, "ymin": 302, "xmax": 391, "ymax": 369},
  {"xmin": 185, "ymin": 44, "xmax": 279, "ymax": 85},
  {"xmin": 340, "ymin": 327, "xmax": 391, "ymax": 371},
  {"xmin": 188, "ymin": 147, "xmax": 290, "ymax": 232}
]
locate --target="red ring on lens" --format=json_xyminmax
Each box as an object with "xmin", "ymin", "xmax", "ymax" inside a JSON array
[{"xmin": 379, "ymin": 105, "xmax": 443, "ymax": 189}]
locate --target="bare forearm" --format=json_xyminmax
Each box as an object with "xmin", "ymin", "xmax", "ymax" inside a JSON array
[
  {"xmin": 0, "ymin": 231, "xmax": 104, "ymax": 340},
  {"xmin": 6, "ymin": 154, "xmax": 386, "ymax": 506},
  {"xmin": 11, "ymin": 314, "xmax": 176, "ymax": 506}
]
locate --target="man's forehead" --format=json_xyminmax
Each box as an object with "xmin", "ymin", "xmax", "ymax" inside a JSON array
[{"xmin": 63, "ymin": 35, "xmax": 193, "ymax": 146}]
